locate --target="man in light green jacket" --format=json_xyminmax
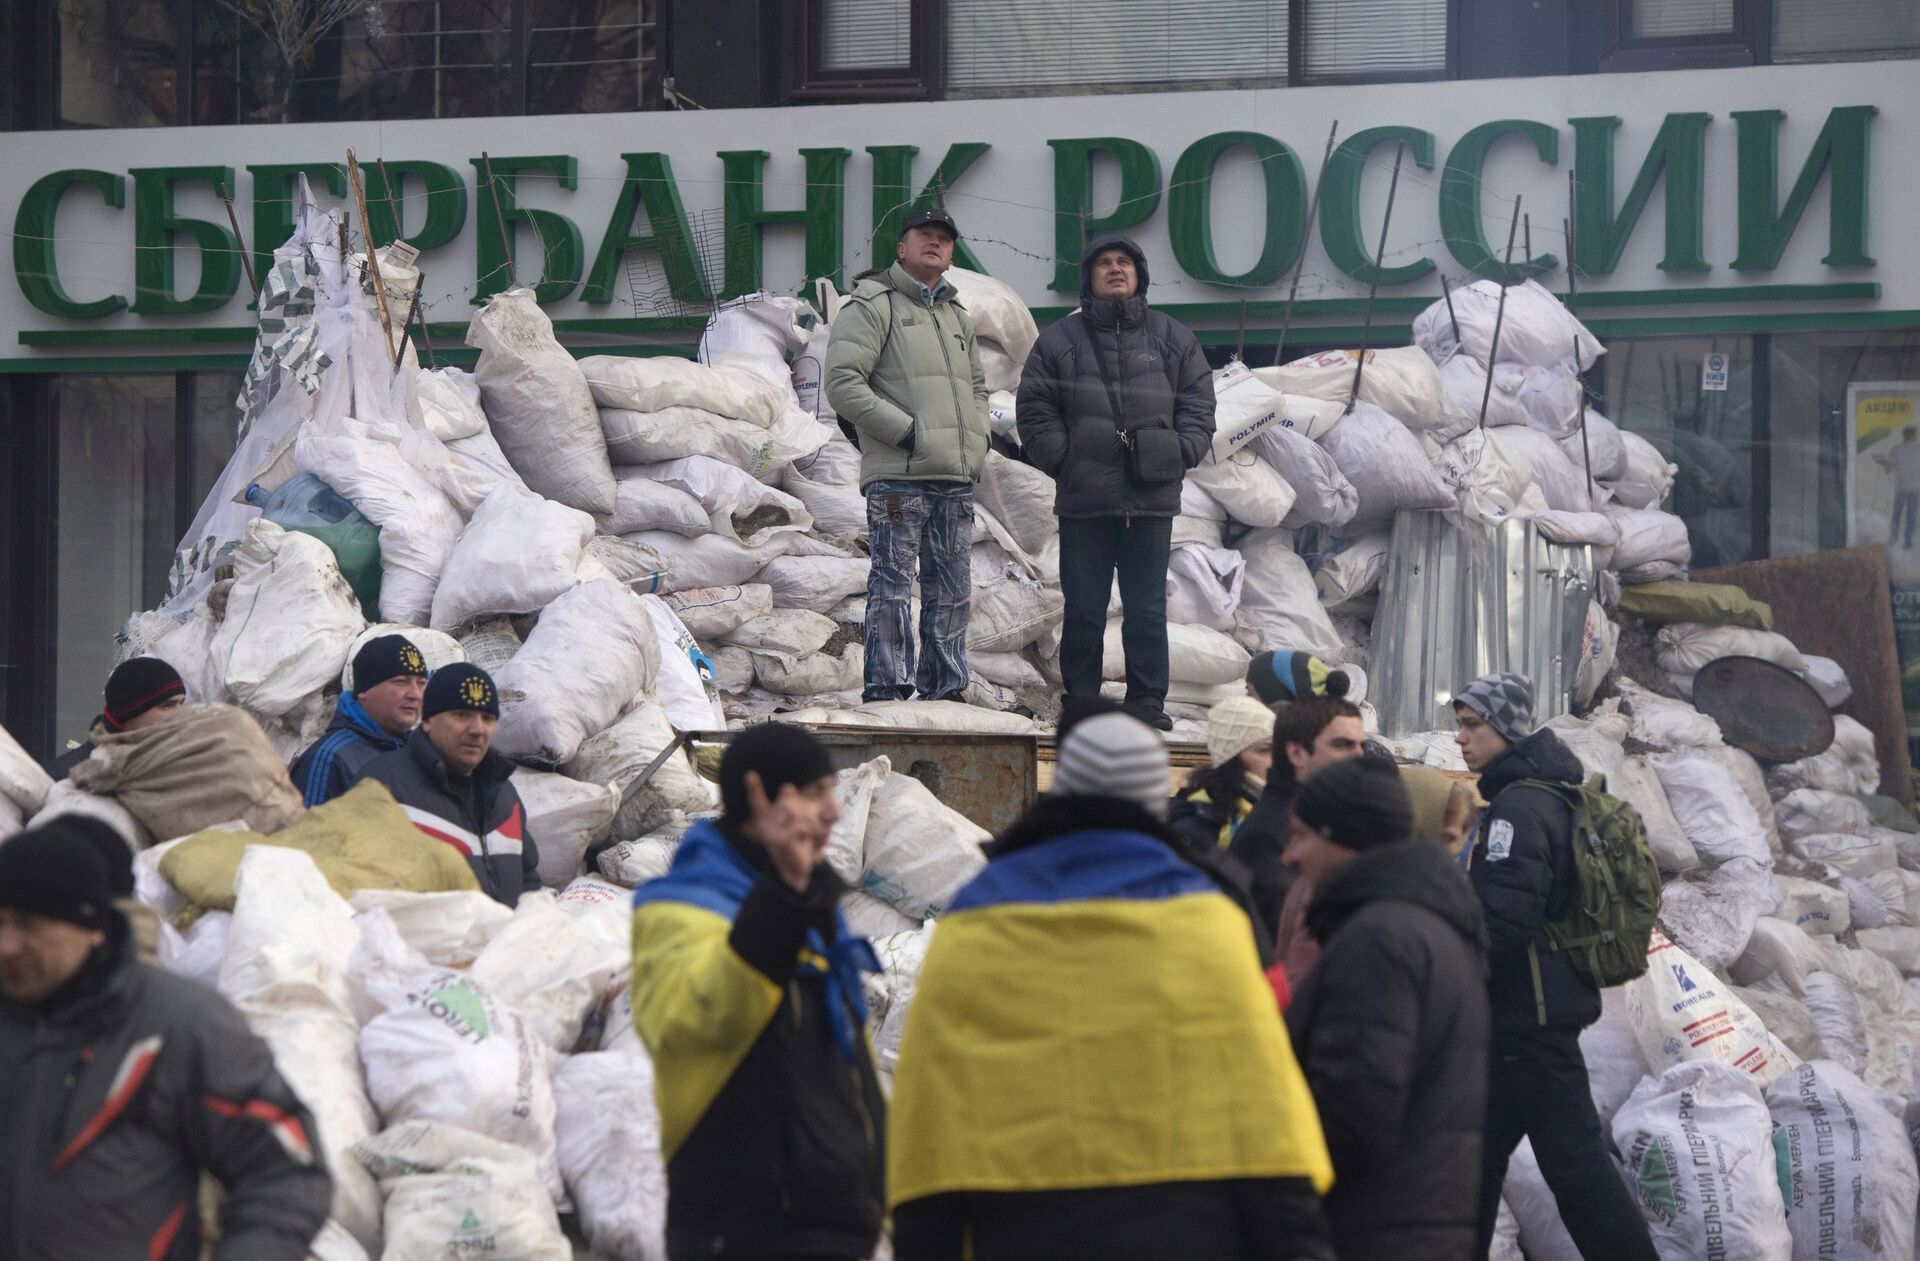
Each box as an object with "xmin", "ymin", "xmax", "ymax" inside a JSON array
[{"xmin": 825, "ymin": 208, "xmax": 992, "ymax": 703}]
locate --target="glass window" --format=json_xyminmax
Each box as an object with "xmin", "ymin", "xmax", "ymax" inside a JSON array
[
  {"xmin": 56, "ymin": 0, "xmax": 180, "ymax": 127},
  {"xmin": 1629, "ymin": 0, "xmax": 1735, "ymax": 39},
  {"xmin": 527, "ymin": 0, "xmax": 656, "ymax": 114},
  {"xmin": 1774, "ymin": 0, "xmax": 1920, "ymax": 61},
  {"xmin": 947, "ymin": 0, "xmax": 1288, "ymax": 95},
  {"xmin": 823, "ymin": 0, "xmax": 913, "ymax": 70},
  {"xmin": 1302, "ymin": 0, "xmax": 1448, "ymax": 80}
]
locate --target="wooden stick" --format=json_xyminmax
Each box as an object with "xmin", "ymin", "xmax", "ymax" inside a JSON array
[
  {"xmin": 1347, "ymin": 142, "xmax": 1406, "ymax": 413},
  {"xmin": 345, "ymin": 149, "xmax": 400, "ymax": 368},
  {"xmin": 480, "ymin": 151, "xmax": 518, "ymax": 290},
  {"xmin": 404, "ymin": 279, "xmax": 435, "ymax": 368},
  {"xmin": 375, "ymin": 157, "xmax": 405, "ymax": 245},
  {"xmin": 1440, "ymin": 270, "xmax": 1461, "ymax": 340},
  {"xmin": 1274, "ymin": 120, "xmax": 1339, "ymax": 367},
  {"xmin": 218, "ymin": 180, "xmax": 258, "ymax": 298},
  {"xmin": 1476, "ymin": 196, "xmax": 1524, "ymax": 430}
]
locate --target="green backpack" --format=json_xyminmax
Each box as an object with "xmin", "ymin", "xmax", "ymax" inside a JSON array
[{"xmin": 1518, "ymin": 774, "xmax": 1662, "ymax": 1018}]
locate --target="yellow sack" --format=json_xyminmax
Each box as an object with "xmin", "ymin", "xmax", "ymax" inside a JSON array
[
  {"xmin": 1616, "ymin": 580, "xmax": 1773, "ymax": 630},
  {"xmin": 160, "ymin": 779, "xmax": 478, "ymax": 920}
]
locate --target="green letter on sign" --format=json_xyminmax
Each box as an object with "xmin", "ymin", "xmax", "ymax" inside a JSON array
[
  {"xmin": 1168, "ymin": 132, "xmax": 1304, "ymax": 289},
  {"xmin": 583, "ymin": 153, "xmax": 711, "ymax": 305},
  {"xmin": 1731, "ymin": 105, "xmax": 1875, "ymax": 270},
  {"xmin": 1320, "ymin": 126, "xmax": 1436, "ymax": 285},
  {"xmin": 14, "ymin": 169, "xmax": 127, "ymax": 319},
  {"xmin": 1440, "ymin": 120, "xmax": 1560, "ymax": 281},
  {"xmin": 1571, "ymin": 113, "xmax": 1711, "ymax": 275},
  {"xmin": 717, "ymin": 147, "xmax": 852, "ymax": 296},
  {"xmin": 1048, "ymin": 138, "xmax": 1161, "ymax": 292},
  {"xmin": 363, "ymin": 161, "xmax": 468, "ymax": 258},
  {"xmin": 470, "ymin": 155, "xmax": 584, "ymax": 304},
  {"xmin": 868, "ymin": 143, "xmax": 990, "ymax": 273},
  {"xmin": 130, "ymin": 166, "xmax": 242, "ymax": 314}
]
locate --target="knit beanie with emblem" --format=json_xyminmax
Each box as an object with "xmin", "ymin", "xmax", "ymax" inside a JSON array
[
  {"xmin": 719, "ymin": 722, "xmax": 837, "ymax": 823},
  {"xmin": 1248, "ymin": 650, "xmax": 1350, "ymax": 707},
  {"xmin": 101, "ymin": 657, "xmax": 185, "ymax": 731},
  {"xmin": 422, "ymin": 663, "xmax": 500, "ymax": 720},
  {"xmin": 1050, "ymin": 711, "xmax": 1171, "ymax": 820},
  {"xmin": 1451, "ymin": 671, "xmax": 1537, "ymax": 746},
  {"xmin": 1293, "ymin": 755, "xmax": 1413, "ymax": 852},
  {"xmin": 352, "ymin": 634, "xmax": 429, "ymax": 693},
  {"xmin": 1207, "ymin": 696, "xmax": 1275, "ymax": 768},
  {"xmin": 0, "ymin": 819, "xmax": 131, "ymax": 931}
]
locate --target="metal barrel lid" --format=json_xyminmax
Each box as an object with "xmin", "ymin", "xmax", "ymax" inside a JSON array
[{"xmin": 1688, "ymin": 655, "xmax": 1835, "ymax": 763}]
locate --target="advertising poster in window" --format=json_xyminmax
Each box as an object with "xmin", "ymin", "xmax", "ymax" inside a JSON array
[{"xmin": 1850, "ymin": 382, "xmax": 1920, "ymax": 738}]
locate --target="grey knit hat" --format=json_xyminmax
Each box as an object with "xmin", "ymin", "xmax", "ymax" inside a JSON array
[
  {"xmin": 1050, "ymin": 712, "xmax": 1170, "ymax": 820},
  {"xmin": 1452, "ymin": 671, "xmax": 1536, "ymax": 745}
]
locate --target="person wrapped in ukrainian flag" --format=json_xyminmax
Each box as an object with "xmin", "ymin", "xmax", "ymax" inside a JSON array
[{"xmin": 889, "ymin": 703, "xmax": 1337, "ymax": 1261}]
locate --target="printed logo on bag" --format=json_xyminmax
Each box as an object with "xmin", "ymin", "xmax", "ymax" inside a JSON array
[
  {"xmin": 1672, "ymin": 963, "xmax": 1696, "ymax": 993},
  {"xmin": 412, "ymin": 980, "xmax": 492, "ymax": 1044},
  {"xmin": 1485, "ymin": 819, "xmax": 1514, "ymax": 861}
]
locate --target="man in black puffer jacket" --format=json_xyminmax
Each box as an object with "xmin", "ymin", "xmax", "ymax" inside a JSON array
[
  {"xmin": 1016, "ymin": 234, "xmax": 1215, "ymax": 731},
  {"xmin": 1453, "ymin": 672, "xmax": 1657, "ymax": 1261},
  {"xmin": 1282, "ymin": 756, "xmax": 1489, "ymax": 1261}
]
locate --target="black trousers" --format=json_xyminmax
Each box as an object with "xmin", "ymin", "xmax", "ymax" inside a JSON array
[
  {"xmin": 1474, "ymin": 1024, "xmax": 1658, "ymax": 1261},
  {"xmin": 1057, "ymin": 515, "xmax": 1172, "ymax": 711}
]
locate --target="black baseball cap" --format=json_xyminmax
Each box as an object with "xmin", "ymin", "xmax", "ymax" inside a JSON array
[{"xmin": 900, "ymin": 208, "xmax": 959, "ymax": 241}]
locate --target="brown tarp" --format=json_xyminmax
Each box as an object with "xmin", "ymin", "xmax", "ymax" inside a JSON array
[{"xmin": 1696, "ymin": 545, "xmax": 1915, "ymax": 809}]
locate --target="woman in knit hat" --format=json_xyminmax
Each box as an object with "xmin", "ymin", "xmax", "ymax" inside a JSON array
[{"xmin": 1168, "ymin": 696, "xmax": 1275, "ymax": 853}]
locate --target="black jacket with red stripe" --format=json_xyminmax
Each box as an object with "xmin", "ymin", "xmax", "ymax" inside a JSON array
[
  {"xmin": 0, "ymin": 918, "xmax": 332, "ymax": 1261},
  {"xmin": 360, "ymin": 729, "xmax": 542, "ymax": 905}
]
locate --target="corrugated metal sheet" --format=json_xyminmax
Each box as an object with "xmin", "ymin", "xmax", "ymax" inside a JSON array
[{"xmin": 1372, "ymin": 511, "xmax": 1594, "ymax": 737}]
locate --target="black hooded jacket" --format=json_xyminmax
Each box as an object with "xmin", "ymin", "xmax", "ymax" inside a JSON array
[
  {"xmin": 1014, "ymin": 235, "xmax": 1215, "ymax": 518},
  {"xmin": 1468, "ymin": 729, "xmax": 1600, "ymax": 1032},
  {"xmin": 1285, "ymin": 841, "xmax": 1490, "ymax": 1261}
]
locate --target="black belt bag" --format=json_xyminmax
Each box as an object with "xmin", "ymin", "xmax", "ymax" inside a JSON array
[{"xmin": 1122, "ymin": 426, "xmax": 1184, "ymax": 485}]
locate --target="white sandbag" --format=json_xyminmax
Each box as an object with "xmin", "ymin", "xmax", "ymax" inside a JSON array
[
  {"xmin": 1437, "ymin": 355, "xmax": 1531, "ymax": 429},
  {"xmin": 353, "ymin": 910, "xmax": 562, "ymax": 1195},
  {"xmin": 1503, "ymin": 1141, "xmax": 1582, "ymax": 1261},
  {"xmin": 1317, "ymin": 400, "xmax": 1453, "ymax": 528},
  {"xmin": 1104, "ymin": 620, "xmax": 1250, "ymax": 687},
  {"xmin": 1738, "ymin": 982, "xmax": 1825, "ymax": 1062},
  {"xmin": 1612, "ymin": 1060, "xmax": 1792, "ymax": 1260},
  {"xmin": 752, "ymin": 643, "xmax": 864, "ymax": 696},
  {"xmin": 1582, "ymin": 987, "xmax": 1652, "ymax": 1129},
  {"xmin": 469, "ymin": 892, "xmax": 627, "ymax": 1053},
  {"xmin": 1767, "ymin": 1059, "xmax": 1919, "ymax": 1261},
  {"xmin": 430, "ymin": 488, "xmax": 594, "ymax": 631},
  {"xmin": 1414, "ymin": 277, "xmax": 1604, "ymax": 372},
  {"xmin": 699, "ymin": 292, "xmax": 808, "ymax": 366},
  {"xmin": 630, "ymin": 455, "xmax": 812, "ymax": 547},
  {"xmin": 1859, "ymin": 927, "xmax": 1920, "ymax": 975},
  {"xmin": 1490, "ymin": 1198, "xmax": 1528, "ymax": 1261},
  {"xmin": 1208, "ymin": 361, "xmax": 1288, "ymax": 456},
  {"xmin": 708, "ymin": 646, "xmax": 755, "ymax": 695},
  {"xmin": 1772, "ymin": 875, "xmax": 1852, "ymax": 937},
  {"xmin": 1611, "ymin": 431, "xmax": 1678, "ymax": 509},
  {"xmin": 1247, "ymin": 425, "xmax": 1359, "ymax": 530},
  {"xmin": 755, "ymin": 555, "xmax": 871, "ymax": 615},
  {"xmin": 468, "ymin": 290, "xmax": 615, "ymax": 515},
  {"xmin": 1801, "ymin": 656, "xmax": 1852, "ymax": 708},
  {"xmin": 494, "ymin": 580, "xmax": 661, "ymax": 766},
  {"xmin": 1573, "ymin": 599, "xmax": 1620, "ymax": 708},
  {"xmin": 872, "ymin": 922, "xmax": 937, "ymax": 1078},
  {"xmin": 970, "ymin": 651, "xmax": 1048, "ymax": 692},
  {"xmin": 1311, "ymin": 530, "xmax": 1391, "ymax": 609},
  {"xmin": 861, "ymin": 772, "xmax": 989, "ymax": 919},
  {"xmin": 775, "ymin": 700, "xmax": 1041, "ymax": 735},
  {"xmin": 1656, "ymin": 622, "xmax": 1806, "ymax": 683},
  {"xmin": 844, "ymin": 889, "xmax": 921, "ymax": 940},
  {"xmin": 1805, "ymin": 971, "xmax": 1874, "ymax": 1088},
  {"xmin": 1652, "ymin": 751, "xmax": 1772, "ymax": 867},
  {"xmin": 356, "ymin": 1121, "xmax": 569, "ymax": 1261},
  {"xmin": 1263, "ymin": 347, "xmax": 1470, "ymax": 437},
  {"xmin": 1510, "ymin": 364, "xmax": 1585, "ymax": 440},
  {"xmin": 1545, "ymin": 708, "xmax": 1629, "ymax": 780},
  {"xmin": 1528, "ymin": 509, "xmax": 1620, "ymax": 551},
  {"xmin": 1187, "ymin": 447, "xmax": 1298, "ymax": 529},
  {"xmin": 582, "ymin": 352, "xmax": 791, "ymax": 428},
  {"xmin": 1792, "ymin": 831, "xmax": 1898, "ymax": 880},
  {"xmin": 1163, "ymin": 544, "xmax": 1246, "ymax": 631},
  {"xmin": 974, "ymin": 451, "xmax": 1059, "ymax": 560},
  {"xmin": 1605, "ymin": 506, "xmax": 1692, "ymax": 576},
  {"xmin": 122, "ymin": 604, "xmax": 225, "ymax": 711},
  {"xmin": 820, "ymin": 756, "xmax": 891, "ymax": 886},
  {"xmin": 725, "ymin": 610, "xmax": 838, "ymax": 657},
  {"xmin": 207, "ymin": 520, "xmax": 364, "ymax": 719},
  {"xmin": 604, "ymin": 470, "xmax": 710, "ymax": 538},
  {"xmin": 564, "ymin": 700, "xmax": 713, "ymax": 838},
  {"xmin": 1616, "ymin": 756, "xmax": 1697, "ymax": 872},
  {"xmin": 341, "ymin": 624, "xmax": 463, "ymax": 690},
  {"xmin": 1181, "ymin": 479, "xmax": 1227, "ymax": 521},
  {"xmin": 970, "ymin": 553, "xmax": 1065, "ymax": 653},
  {"xmin": 553, "ymin": 1051, "xmax": 670, "ymax": 1261},
  {"xmin": 511, "ymin": 768, "xmax": 619, "ymax": 887},
  {"xmin": 596, "ymin": 817, "xmax": 692, "ymax": 887},
  {"xmin": 414, "ymin": 367, "xmax": 487, "ymax": 442},
  {"xmin": 1661, "ymin": 856, "xmax": 1776, "ymax": 971},
  {"xmin": 638, "ymin": 595, "xmax": 725, "ymax": 733},
  {"xmin": 1768, "ymin": 717, "xmax": 1881, "ymax": 798},
  {"xmin": 1868, "ymin": 870, "xmax": 1912, "ymax": 929},
  {"xmin": 1626, "ymin": 930, "xmax": 1795, "ymax": 1085},
  {"xmin": 781, "ymin": 457, "xmax": 867, "ymax": 539},
  {"xmin": 666, "ymin": 584, "xmax": 775, "ymax": 641},
  {"xmin": 1433, "ymin": 427, "xmax": 1548, "ymax": 527},
  {"xmin": 944, "ymin": 266, "xmax": 1038, "ymax": 365},
  {"xmin": 1777, "ymin": 789, "xmax": 1875, "ymax": 841},
  {"xmin": 348, "ymin": 889, "xmax": 512, "ymax": 967},
  {"xmin": 1232, "ymin": 526, "xmax": 1345, "ymax": 658},
  {"xmin": 1701, "ymin": 745, "xmax": 1783, "ymax": 857},
  {"xmin": 1559, "ymin": 411, "xmax": 1627, "ymax": 482},
  {"xmin": 1730, "ymin": 916, "xmax": 1834, "ymax": 995},
  {"xmin": 1622, "ymin": 681, "xmax": 1724, "ymax": 750},
  {"xmin": 1489, "ymin": 424, "xmax": 1600, "ymax": 512},
  {"xmin": 445, "ymin": 416, "xmax": 534, "ymax": 500},
  {"xmin": 0, "ymin": 725, "xmax": 51, "ymax": 821},
  {"xmin": 29, "ymin": 777, "xmax": 152, "ymax": 851},
  {"xmin": 985, "ymin": 389, "xmax": 1019, "ymax": 440}
]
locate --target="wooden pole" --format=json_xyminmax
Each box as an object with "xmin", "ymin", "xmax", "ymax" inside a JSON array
[
  {"xmin": 1565, "ymin": 202, "xmax": 1596, "ymax": 510},
  {"xmin": 1347, "ymin": 142, "xmax": 1406, "ymax": 413},
  {"xmin": 218, "ymin": 180, "xmax": 258, "ymax": 298},
  {"xmin": 1476, "ymin": 196, "xmax": 1524, "ymax": 430},
  {"xmin": 345, "ymin": 149, "xmax": 401, "ymax": 368},
  {"xmin": 1273, "ymin": 120, "xmax": 1339, "ymax": 367},
  {"xmin": 405, "ymin": 279, "xmax": 435, "ymax": 368}
]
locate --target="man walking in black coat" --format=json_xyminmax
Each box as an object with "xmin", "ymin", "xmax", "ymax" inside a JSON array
[
  {"xmin": 1453, "ymin": 672, "xmax": 1657, "ymax": 1261},
  {"xmin": 1282, "ymin": 756, "xmax": 1490, "ymax": 1261},
  {"xmin": 1016, "ymin": 234, "xmax": 1215, "ymax": 730}
]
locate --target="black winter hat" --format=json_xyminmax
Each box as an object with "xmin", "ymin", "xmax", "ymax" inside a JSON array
[
  {"xmin": 352, "ymin": 634, "xmax": 429, "ymax": 693},
  {"xmin": 899, "ymin": 207, "xmax": 960, "ymax": 241},
  {"xmin": 102, "ymin": 657, "xmax": 185, "ymax": 731},
  {"xmin": 1293, "ymin": 755, "xmax": 1413, "ymax": 852},
  {"xmin": 0, "ymin": 818, "xmax": 132, "ymax": 930},
  {"xmin": 719, "ymin": 723, "xmax": 836, "ymax": 823},
  {"xmin": 422, "ymin": 663, "xmax": 500, "ymax": 720}
]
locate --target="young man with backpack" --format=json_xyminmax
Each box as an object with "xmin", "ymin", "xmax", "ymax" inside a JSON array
[{"xmin": 1452, "ymin": 672, "xmax": 1659, "ymax": 1261}]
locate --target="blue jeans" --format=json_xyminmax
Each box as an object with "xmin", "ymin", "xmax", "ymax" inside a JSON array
[{"xmin": 864, "ymin": 480, "xmax": 972, "ymax": 702}]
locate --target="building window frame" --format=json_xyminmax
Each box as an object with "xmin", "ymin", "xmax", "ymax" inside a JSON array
[
  {"xmin": 1290, "ymin": 0, "xmax": 1457, "ymax": 88},
  {"xmin": 1597, "ymin": 0, "xmax": 1770, "ymax": 72},
  {"xmin": 786, "ymin": 0, "xmax": 943, "ymax": 103}
]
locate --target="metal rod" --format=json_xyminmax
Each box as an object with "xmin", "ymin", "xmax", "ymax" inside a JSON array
[
  {"xmin": 345, "ymin": 149, "xmax": 401, "ymax": 368},
  {"xmin": 1476, "ymin": 195, "xmax": 1524, "ymax": 430},
  {"xmin": 1522, "ymin": 213, "xmax": 1531, "ymax": 284},
  {"xmin": 1235, "ymin": 298, "xmax": 1247, "ymax": 362},
  {"xmin": 376, "ymin": 157, "xmax": 404, "ymax": 244},
  {"xmin": 404, "ymin": 278, "xmax": 435, "ymax": 368},
  {"xmin": 480, "ymin": 151, "xmax": 518, "ymax": 289},
  {"xmin": 1567, "ymin": 167, "xmax": 1579, "ymax": 304},
  {"xmin": 218, "ymin": 180, "xmax": 258, "ymax": 298},
  {"xmin": 1274, "ymin": 119, "xmax": 1339, "ymax": 367},
  {"xmin": 1346, "ymin": 141, "xmax": 1406, "ymax": 413},
  {"xmin": 1565, "ymin": 214, "xmax": 1595, "ymax": 510},
  {"xmin": 1440, "ymin": 270, "xmax": 1461, "ymax": 341}
]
